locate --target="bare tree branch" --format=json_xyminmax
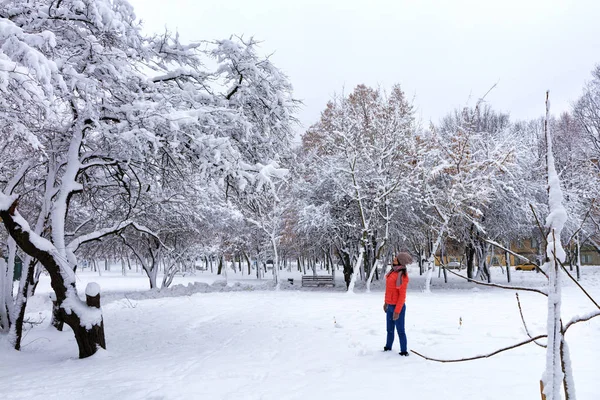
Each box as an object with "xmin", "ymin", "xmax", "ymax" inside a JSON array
[
  {"xmin": 566, "ymin": 198, "xmax": 596, "ymax": 246},
  {"xmin": 553, "ymin": 254, "xmax": 600, "ymax": 310},
  {"xmin": 444, "ymin": 266, "xmax": 548, "ymax": 296},
  {"xmin": 411, "ymin": 334, "xmax": 547, "ymax": 363},
  {"xmin": 515, "ymin": 293, "xmax": 546, "ymax": 348}
]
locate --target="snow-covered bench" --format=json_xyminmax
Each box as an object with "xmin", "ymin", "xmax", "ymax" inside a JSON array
[{"xmin": 301, "ymin": 275, "xmax": 335, "ymax": 287}]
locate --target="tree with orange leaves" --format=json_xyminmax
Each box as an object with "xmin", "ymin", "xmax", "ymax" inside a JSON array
[{"xmin": 300, "ymin": 84, "xmax": 417, "ymax": 291}]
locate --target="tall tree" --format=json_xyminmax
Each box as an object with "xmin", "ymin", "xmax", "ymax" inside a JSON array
[
  {"xmin": 0, "ymin": 0, "xmax": 297, "ymax": 357},
  {"xmin": 301, "ymin": 84, "xmax": 417, "ymax": 291}
]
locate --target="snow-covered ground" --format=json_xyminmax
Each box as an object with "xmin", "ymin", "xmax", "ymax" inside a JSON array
[{"xmin": 1, "ymin": 266, "xmax": 599, "ymax": 400}]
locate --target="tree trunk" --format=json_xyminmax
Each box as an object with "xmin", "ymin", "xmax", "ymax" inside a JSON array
[
  {"xmin": 439, "ymin": 243, "xmax": 445, "ymax": 279},
  {"xmin": 347, "ymin": 247, "xmax": 365, "ymax": 293},
  {"xmin": 244, "ymin": 251, "xmax": 251, "ymax": 276},
  {"xmin": 256, "ymin": 254, "xmax": 260, "ymax": 279},
  {"xmin": 70, "ymin": 285, "xmax": 106, "ymax": 359},
  {"xmin": 441, "ymin": 243, "xmax": 448, "ymax": 283},
  {"xmin": 466, "ymin": 243, "xmax": 476, "ymax": 279},
  {"xmin": 0, "ymin": 203, "xmax": 106, "ymax": 358},
  {"xmin": 424, "ymin": 226, "xmax": 446, "ymax": 293},
  {"xmin": 366, "ymin": 259, "xmax": 380, "ymax": 293},
  {"xmin": 10, "ymin": 257, "xmax": 37, "ymax": 350},
  {"xmin": 339, "ymin": 250, "xmax": 353, "ymax": 289},
  {"xmin": 49, "ymin": 293, "xmax": 64, "ymax": 331},
  {"xmin": 0, "ymin": 258, "xmax": 12, "ymax": 332},
  {"xmin": 568, "ymin": 242, "xmax": 574, "ymax": 271},
  {"xmin": 217, "ymin": 256, "xmax": 223, "ymax": 275},
  {"xmin": 505, "ymin": 245, "xmax": 512, "ymax": 283},
  {"xmin": 416, "ymin": 245, "xmax": 424, "ymax": 275},
  {"xmin": 327, "ymin": 251, "xmax": 336, "ymax": 281},
  {"xmin": 270, "ymin": 235, "xmax": 280, "ymax": 289},
  {"xmin": 576, "ymin": 233, "xmax": 581, "ymax": 281},
  {"xmin": 121, "ymin": 257, "xmax": 127, "ymax": 276},
  {"xmin": 541, "ymin": 91, "xmax": 570, "ymax": 399}
]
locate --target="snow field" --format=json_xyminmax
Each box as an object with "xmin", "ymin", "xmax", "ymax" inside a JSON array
[{"xmin": 1, "ymin": 268, "xmax": 599, "ymax": 400}]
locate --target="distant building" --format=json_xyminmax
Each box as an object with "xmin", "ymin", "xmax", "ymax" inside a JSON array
[{"xmin": 435, "ymin": 237, "xmax": 600, "ymax": 267}]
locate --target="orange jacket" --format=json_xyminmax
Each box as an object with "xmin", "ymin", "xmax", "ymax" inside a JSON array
[{"xmin": 385, "ymin": 271, "xmax": 409, "ymax": 311}]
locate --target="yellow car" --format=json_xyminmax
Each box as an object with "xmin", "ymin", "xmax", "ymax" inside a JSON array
[{"xmin": 515, "ymin": 262, "xmax": 537, "ymax": 271}]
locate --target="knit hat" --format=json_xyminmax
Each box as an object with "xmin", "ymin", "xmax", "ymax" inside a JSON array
[
  {"xmin": 389, "ymin": 252, "xmax": 411, "ymax": 287},
  {"xmin": 393, "ymin": 252, "xmax": 412, "ymax": 266}
]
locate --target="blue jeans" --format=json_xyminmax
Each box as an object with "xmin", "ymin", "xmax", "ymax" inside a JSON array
[{"xmin": 385, "ymin": 304, "xmax": 407, "ymax": 352}]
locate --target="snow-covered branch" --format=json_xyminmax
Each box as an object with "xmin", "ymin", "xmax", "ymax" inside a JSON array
[
  {"xmin": 563, "ymin": 310, "xmax": 600, "ymax": 333},
  {"xmin": 66, "ymin": 220, "xmax": 160, "ymax": 254}
]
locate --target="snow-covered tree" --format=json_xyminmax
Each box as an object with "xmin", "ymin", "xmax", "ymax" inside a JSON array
[
  {"xmin": 540, "ymin": 91, "xmax": 571, "ymax": 400},
  {"xmin": 417, "ymin": 104, "xmax": 526, "ymax": 290},
  {"xmin": 574, "ymin": 65, "xmax": 600, "ymax": 155},
  {"xmin": 0, "ymin": 0, "xmax": 297, "ymax": 357},
  {"xmin": 301, "ymin": 84, "xmax": 417, "ymax": 291}
]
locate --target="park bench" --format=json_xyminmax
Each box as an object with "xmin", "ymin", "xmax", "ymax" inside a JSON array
[{"xmin": 301, "ymin": 275, "xmax": 335, "ymax": 287}]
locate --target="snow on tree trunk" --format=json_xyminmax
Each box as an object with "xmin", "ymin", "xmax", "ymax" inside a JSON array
[
  {"xmin": 560, "ymin": 339, "xmax": 576, "ymax": 400},
  {"xmin": 146, "ymin": 260, "xmax": 159, "ymax": 289},
  {"xmin": 366, "ymin": 259, "xmax": 380, "ymax": 293},
  {"xmin": 475, "ymin": 242, "xmax": 491, "ymax": 283},
  {"xmin": 0, "ymin": 257, "xmax": 11, "ymax": 332},
  {"xmin": 0, "ymin": 238, "xmax": 17, "ymax": 332},
  {"xmin": 8, "ymin": 255, "xmax": 36, "ymax": 350},
  {"xmin": 271, "ymin": 235, "xmax": 280, "ymax": 290},
  {"xmin": 347, "ymin": 247, "xmax": 365, "ymax": 294},
  {"xmin": 366, "ymin": 212, "xmax": 389, "ymax": 293},
  {"xmin": 222, "ymin": 259, "xmax": 228, "ymax": 284},
  {"xmin": 0, "ymin": 196, "xmax": 105, "ymax": 358},
  {"xmin": 424, "ymin": 226, "xmax": 446, "ymax": 293},
  {"xmin": 541, "ymin": 91, "xmax": 571, "ymax": 400},
  {"xmin": 50, "ymin": 129, "xmax": 84, "ymax": 270}
]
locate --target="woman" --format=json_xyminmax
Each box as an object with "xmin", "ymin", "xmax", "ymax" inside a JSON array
[{"xmin": 383, "ymin": 252, "xmax": 411, "ymax": 356}]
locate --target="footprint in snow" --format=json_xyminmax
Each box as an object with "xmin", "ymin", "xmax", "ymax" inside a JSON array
[{"xmin": 356, "ymin": 348, "xmax": 373, "ymax": 356}]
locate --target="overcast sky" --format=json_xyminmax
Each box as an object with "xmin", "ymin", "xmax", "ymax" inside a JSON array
[{"xmin": 129, "ymin": 0, "xmax": 600, "ymax": 131}]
